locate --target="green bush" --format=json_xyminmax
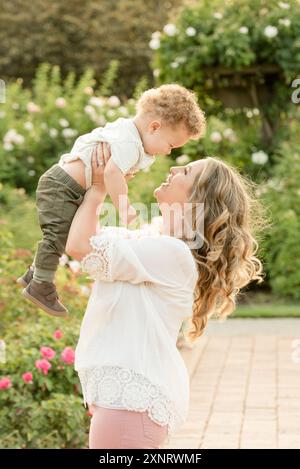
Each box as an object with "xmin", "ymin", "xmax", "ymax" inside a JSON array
[
  {"xmin": 180, "ymin": 110, "xmax": 272, "ymax": 182},
  {"xmin": 152, "ymin": 0, "xmax": 300, "ymax": 87},
  {"xmin": 261, "ymin": 113, "xmax": 300, "ymax": 300},
  {"xmin": 0, "ymin": 0, "xmax": 183, "ymax": 97},
  {"xmin": 0, "ymin": 62, "xmax": 137, "ymax": 192},
  {"xmin": 0, "ymin": 211, "xmax": 94, "ymax": 447}
]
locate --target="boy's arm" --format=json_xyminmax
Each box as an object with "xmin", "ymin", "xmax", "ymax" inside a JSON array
[{"xmin": 104, "ymin": 158, "xmax": 137, "ymax": 224}]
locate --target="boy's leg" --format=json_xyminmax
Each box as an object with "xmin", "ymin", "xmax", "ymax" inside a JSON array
[{"xmin": 23, "ymin": 165, "xmax": 86, "ymax": 315}]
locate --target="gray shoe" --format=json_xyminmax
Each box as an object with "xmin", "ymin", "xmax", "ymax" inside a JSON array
[
  {"xmin": 17, "ymin": 266, "xmax": 34, "ymax": 287},
  {"xmin": 22, "ymin": 280, "xmax": 68, "ymax": 317}
]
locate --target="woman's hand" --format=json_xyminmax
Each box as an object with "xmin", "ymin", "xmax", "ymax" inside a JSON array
[
  {"xmin": 91, "ymin": 142, "xmax": 111, "ymax": 187},
  {"xmin": 91, "ymin": 141, "xmax": 137, "ymax": 186}
]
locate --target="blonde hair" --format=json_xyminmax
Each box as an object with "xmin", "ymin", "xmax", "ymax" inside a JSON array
[
  {"xmin": 186, "ymin": 156, "xmax": 265, "ymax": 343},
  {"xmin": 136, "ymin": 84, "xmax": 206, "ymax": 139}
]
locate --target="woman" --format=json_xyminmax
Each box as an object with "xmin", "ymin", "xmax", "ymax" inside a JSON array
[{"xmin": 66, "ymin": 147, "xmax": 263, "ymax": 449}]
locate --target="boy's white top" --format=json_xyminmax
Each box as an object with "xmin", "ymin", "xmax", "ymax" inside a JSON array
[
  {"xmin": 75, "ymin": 223, "xmax": 198, "ymax": 435},
  {"xmin": 58, "ymin": 117, "xmax": 156, "ymax": 188}
]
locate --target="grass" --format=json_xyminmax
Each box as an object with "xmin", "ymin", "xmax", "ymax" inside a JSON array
[
  {"xmin": 235, "ymin": 303, "xmax": 300, "ymax": 318},
  {"xmin": 234, "ymin": 291, "xmax": 300, "ymax": 318}
]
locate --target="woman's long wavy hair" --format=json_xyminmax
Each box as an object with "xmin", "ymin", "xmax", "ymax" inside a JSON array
[{"xmin": 185, "ymin": 156, "xmax": 265, "ymax": 343}]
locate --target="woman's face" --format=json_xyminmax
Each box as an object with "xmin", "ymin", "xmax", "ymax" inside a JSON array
[{"xmin": 154, "ymin": 160, "xmax": 205, "ymax": 206}]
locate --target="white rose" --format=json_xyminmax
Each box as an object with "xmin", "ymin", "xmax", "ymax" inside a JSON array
[
  {"xmin": 14, "ymin": 134, "xmax": 25, "ymax": 145},
  {"xmin": 24, "ymin": 121, "xmax": 34, "ymax": 131},
  {"xmin": 84, "ymin": 105, "xmax": 96, "ymax": 116},
  {"xmin": 28, "ymin": 170, "xmax": 36, "ymax": 177},
  {"xmin": 62, "ymin": 128, "xmax": 77, "ymax": 138},
  {"xmin": 4, "ymin": 129, "xmax": 17, "ymax": 143},
  {"xmin": 163, "ymin": 23, "xmax": 177, "ymax": 36},
  {"xmin": 108, "ymin": 96, "xmax": 121, "ymax": 107},
  {"xmin": 4, "ymin": 129, "xmax": 24, "ymax": 145},
  {"xmin": 96, "ymin": 116, "xmax": 107, "ymax": 126},
  {"xmin": 119, "ymin": 106, "xmax": 128, "ymax": 116},
  {"xmin": 89, "ymin": 97, "xmax": 105, "ymax": 107},
  {"xmin": 27, "ymin": 102, "xmax": 41, "ymax": 113},
  {"xmin": 278, "ymin": 2, "xmax": 290, "ymax": 9},
  {"xmin": 239, "ymin": 26, "xmax": 249, "ymax": 34},
  {"xmin": 3, "ymin": 142, "xmax": 13, "ymax": 151},
  {"xmin": 223, "ymin": 128, "xmax": 235, "ymax": 140},
  {"xmin": 49, "ymin": 128, "xmax": 58, "ymax": 138},
  {"xmin": 264, "ymin": 25, "xmax": 278, "ymax": 38},
  {"xmin": 59, "ymin": 118, "xmax": 69, "ymax": 127},
  {"xmin": 170, "ymin": 62, "xmax": 179, "ymax": 68},
  {"xmin": 213, "ymin": 12, "xmax": 223, "ymax": 20},
  {"xmin": 279, "ymin": 18, "xmax": 291, "ymax": 27},
  {"xmin": 251, "ymin": 151, "xmax": 269, "ymax": 165},
  {"xmin": 210, "ymin": 131, "xmax": 222, "ymax": 143},
  {"xmin": 176, "ymin": 154, "xmax": 190, "ymax": 165},
  {"xmin": 186, "ymin": 27, "xmax": 196, "ymax": 36},
  {"xmin": 149, "ymin": 38, "xmax": 160, "ymax": 50},
  {"xmin": 55, "ymin": 97, "xmax": 67, "ymax": 108},
  {"xmin": 153, "ymin": 69, "xmax": 160, "ymax": 78},
  {"xmin": 151, "ymin": 31, "xmax": 161, "ymax": 39}
]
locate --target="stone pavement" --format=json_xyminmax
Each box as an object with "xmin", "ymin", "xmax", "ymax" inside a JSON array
[{"xmin": 163, "ymin": 318, "xmax": 300, "ymax": 449}]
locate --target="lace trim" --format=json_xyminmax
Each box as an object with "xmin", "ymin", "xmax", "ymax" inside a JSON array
[
  {"xmin": 78, "ymin": 365, "xmax": 180, "ymax": 435},
  {"xmin": 81, "ymin": 237, "xmax": 113, "ymax": 281}
]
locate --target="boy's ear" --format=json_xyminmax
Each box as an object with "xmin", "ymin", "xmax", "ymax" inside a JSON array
[{"xmin": 149, "ymin": 120, "xmax": 161, "ymax": 133}]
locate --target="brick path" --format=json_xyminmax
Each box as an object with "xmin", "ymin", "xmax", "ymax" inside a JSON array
[{"xmin": 163, "ymin": 319, "xmax": 300, "ymax": 449}]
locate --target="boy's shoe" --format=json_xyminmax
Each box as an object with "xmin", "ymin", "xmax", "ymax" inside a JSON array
[
  {"xmin": 22, "ymin": 280, "xmax": 68, "ymax": 317},
  {"xmin": 17, "ymin": 266, "xmax": 34, "ymax": 288}
]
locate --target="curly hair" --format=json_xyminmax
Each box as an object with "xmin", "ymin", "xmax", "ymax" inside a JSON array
[
  {"xmin": 185, "ymin": 156, "xmax": 265, "ymax": 343},
  {"xmin": 136, "ymin": 84, "xmax": 206, "ymax": 139}
]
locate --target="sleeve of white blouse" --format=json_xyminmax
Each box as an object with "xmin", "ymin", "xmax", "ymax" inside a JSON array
[
  {"xmin": 81, "ymin": 232, "xmax": 197, "ymax": 288},
  {"xmin": 81, "ymin": 235, "xmax": 115, "ymax": 281}
]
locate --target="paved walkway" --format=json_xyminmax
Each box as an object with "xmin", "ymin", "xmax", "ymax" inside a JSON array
[{"xmin": 163, "ymin": 319, "xmax": 300, "ymax": 449}]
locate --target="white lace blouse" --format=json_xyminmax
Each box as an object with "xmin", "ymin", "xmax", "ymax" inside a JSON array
[{"xmin": 74, "ymin": 226, "xmax": 198, "ymax": 437}]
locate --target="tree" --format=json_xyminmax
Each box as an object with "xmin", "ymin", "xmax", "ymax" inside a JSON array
[{"xmin": 0, "ymin": 0, "xmax": 184, "ymax": 97}]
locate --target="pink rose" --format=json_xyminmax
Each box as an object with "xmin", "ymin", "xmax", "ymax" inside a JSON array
[
  {"xmin": 53, "ymin": 329, "xmax": 63, "ymax": 340},
  {"xmin": 22, "ymin": 372, "xmax": 33, "ymax": 383},
  {"xmin": 61, "ymin": 347, "xmax": 75, "ymax": 365},
  {"xmin": 40, "ymin": 346, "xmax": 56, "ymax": 360},
  {"xmin": 35, "ymin": 359, "xmax": 52, "ymax": 375},
  {"xmin": 0, "ymin": 377, "xmax": 12, "ymax": 389}
]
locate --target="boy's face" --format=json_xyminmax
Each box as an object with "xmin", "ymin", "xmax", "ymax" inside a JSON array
[{"xmin": 142, "ymin": 120, "xmax": 191, "ymax": 157}]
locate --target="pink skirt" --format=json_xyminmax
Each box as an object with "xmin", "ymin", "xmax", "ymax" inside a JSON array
[{"xmin": 88, "ymin": 405, "xmax": 168, "ymax": 449}]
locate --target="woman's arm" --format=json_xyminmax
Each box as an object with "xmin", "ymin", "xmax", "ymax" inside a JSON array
[
  {"xmin": 66, "ymin": 145, "xmax": 108, "ymax": 260},
  {"xmin": 65, "ymin": 185, "xmax": 106, "ymax": 260}
]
